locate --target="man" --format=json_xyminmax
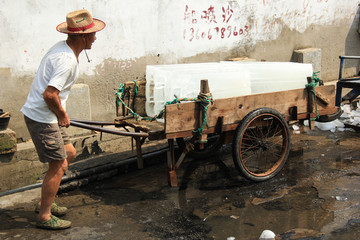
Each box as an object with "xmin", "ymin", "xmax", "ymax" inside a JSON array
[{"xmin": 21, "ymin": 9, "xmax": 105, "ymax": 230}]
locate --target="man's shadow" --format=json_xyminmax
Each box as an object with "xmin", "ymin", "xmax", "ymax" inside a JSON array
[{"xmin": 0, "ymin": 208, "xmax": 37, "ymax": 231}]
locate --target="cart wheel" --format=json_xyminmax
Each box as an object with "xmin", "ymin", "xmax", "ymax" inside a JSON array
[
  {"xmin": 176, "ymin": 133, "xmax": 225, "ymax": 159},
  {"xmin": 232, "ymin": 108, "xmax": 290, "ymax": 182}
]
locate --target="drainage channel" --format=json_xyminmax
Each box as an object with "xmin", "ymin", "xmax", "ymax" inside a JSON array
[{"xmin": 0, "ymin": 147, "xmax": 169, "ymax": 197}]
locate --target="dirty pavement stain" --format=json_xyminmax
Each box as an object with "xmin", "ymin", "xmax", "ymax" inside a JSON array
[{"xmin": 1, "ymin": 128, "xmax": 360, "ymax": 239}]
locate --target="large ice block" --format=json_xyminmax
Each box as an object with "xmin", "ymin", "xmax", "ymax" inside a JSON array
[
  {"xmin": 145, "ymin": 62, "xmax": 313, "ymax": 118},
  {"xmin": 222, "ymin": 61, "xmax": 313, "ymax": 94},
  {"xmin": 146, "ymin": 63, "xmax": 251, "ymax": 117}
]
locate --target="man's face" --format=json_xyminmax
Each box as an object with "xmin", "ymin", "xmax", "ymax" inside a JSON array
[{"xmin": 84, "ymin": 32, "xmax": 96, "ymax": 49}]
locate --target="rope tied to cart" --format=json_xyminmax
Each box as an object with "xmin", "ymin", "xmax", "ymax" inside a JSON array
[
  {"xmin": 152, "ymin": 96, "xmax": 197, "ymax": 120},
  {"xmin": 193, "ymin": 92, "xmax": 213, "ymax": 136},
  {"xmin": 305, "ymin": 72, "xmax": 321, "ymax": 120},
  {"xmin": 115, "ymin": 83, "xmax": 197, "ymax": 121},
  {"xmin": 116, "ymin": 81, "xmax": 144, "ymax": 121},
  {"xmin": 132, "ymin": 80, "xmax": 138, "ymax": 96},
  {"xmin": 115, "ymin": 81, "xmax": 213, "ymax": 134}
]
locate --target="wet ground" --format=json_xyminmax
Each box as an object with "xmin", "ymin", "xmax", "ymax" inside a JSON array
[{"xmin": 1, "ymin": 127, "xmax": 360, "ymax": 239}]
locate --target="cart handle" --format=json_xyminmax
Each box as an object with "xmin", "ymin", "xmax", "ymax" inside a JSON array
[{"xmin": 70, "ymin": 120, "xmax": 149, "ymax": 137}]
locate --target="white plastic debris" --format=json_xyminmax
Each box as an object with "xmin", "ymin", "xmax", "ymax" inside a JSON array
[
  {"xmin": 314, "ymin": 119, "xmax": 345, "ymax": 132},
  {"xmin": 304, "ymin": 120, "xmax": 309, "ymax": 127},
  {"xmin": 341, "ymin": 104, "xmax": 351, "ymax": 114},
  {"xmin": 302, "ymin": 103, "xmax": 360, "ymax": 132},
  {"xmin": 340, "ymin": 112, "xmax": 352, "ymax": 119},
  {"xmin": 227, "ymin": 237, "xmax": 236, "ymax": 240},
  {"xmin": 352, "ymin": 117, "xmax": 360, "ymax": 125},
  {"xmin": 259, "ymin": 230, "xmax": 276, "ymax": 240},
  {"xmin": 292, "ymin": 125, "xmax": 300, "ymax": 130},
  {"xmin": 335, "ymin": 196, "xmax": 348, "ymax": 201},
  {"xmin": 337, "ymin": 127, "xmax": 346, "ymax": 132}
]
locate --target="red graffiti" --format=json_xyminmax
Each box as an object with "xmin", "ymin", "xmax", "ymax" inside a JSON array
[
  {"xmin": 184, "ymin": 25, "xmax": 249, "ymax": 42},
  {"xmin": 184, "ymin": 5, "xmax": 198, "ymax": 24},
  {"xmin": 201, "ymin": 5, "xmax": 217, "ymax": 24},
  {"xmin": 258, "ymin": 0, "xmax": 268, "ymax": 5},
  {"xmin": 183, "ymin": 5, "xmax": 249, "ymax": 42},
  {"xmin": 222, "ymin": 5, "xmax": 233, "ymax": 23}
]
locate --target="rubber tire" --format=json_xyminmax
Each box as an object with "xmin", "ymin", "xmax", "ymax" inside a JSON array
[
  {"xmin": 316, "ymin": 108, "xmax": 342, "ymax": 122},
  {"xmin": 232, "ymin": 108, "xmax": 291, "ymax": 182}
]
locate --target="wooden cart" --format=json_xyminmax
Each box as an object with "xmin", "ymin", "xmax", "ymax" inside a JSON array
[{"xmin": 70, "ymin": 78, "xmax": 340, "ymax": 187}]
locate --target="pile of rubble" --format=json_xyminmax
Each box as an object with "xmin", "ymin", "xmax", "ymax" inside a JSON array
[
  {"xmin": 293, "ymin": 102, "xmax": 360, "ymax": 133},
  {"xmin": 316, "ymin": 102, "xmax": 360, "ymax": 132}
]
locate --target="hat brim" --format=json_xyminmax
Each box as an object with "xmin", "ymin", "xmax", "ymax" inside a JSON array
[{"xmin": 56, "ymin": 18, "xmax": 106, "ymax": 34}]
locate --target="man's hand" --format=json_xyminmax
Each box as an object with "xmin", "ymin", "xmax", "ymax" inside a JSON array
[
  {"xmin": 43, "ymin": 86, "xmax": 70, "ymax": 127},
  {"xmin": 57, "ymin": 111, "xmax": 70, "ymax": 127}
]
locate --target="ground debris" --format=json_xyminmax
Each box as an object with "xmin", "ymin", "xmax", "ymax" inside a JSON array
[
  {"xmin": 278, "ymin": 228, "xmax": 324, "ymax": 240},
  {"xmin": 251, "ymin": 188, "xmax": 289, "ymax": 205}
]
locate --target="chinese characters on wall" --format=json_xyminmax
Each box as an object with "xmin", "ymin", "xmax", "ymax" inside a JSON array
[{"xmin": 183, "ymin": 4, "xmax": 250, "ymax": 42}]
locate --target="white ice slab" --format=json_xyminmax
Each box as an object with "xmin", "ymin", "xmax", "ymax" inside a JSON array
[{"xmin": 145, "ymin": 61, "xmax": 313, "ymax": 117}]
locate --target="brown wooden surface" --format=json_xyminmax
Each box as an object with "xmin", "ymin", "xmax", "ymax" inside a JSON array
[
  {"xmin": 164, "ymin": 85, "xmax": 337, "ymax": 137},
  {"xmin": 114, "ymin": 118, "xmax": 165, "ymax": 141},
  {"xmin": 114, "ymin": 85, "xmax": 337, "ymax": 140}
]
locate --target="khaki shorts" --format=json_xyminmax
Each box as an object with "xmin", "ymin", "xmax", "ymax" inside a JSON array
[{"xmin": 24, "ymin": 115, "xmax": 71, "ymax": 163}]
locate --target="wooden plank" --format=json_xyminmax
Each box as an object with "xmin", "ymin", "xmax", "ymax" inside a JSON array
[
  {"xmin": 314, "ymin": 90, "xmax": 330, "ymax": 105},
  {"xmin": 114, "ymin": 118, "xmax": 166, "ymax": 140},
  {"xmin": 164, "ymin": 106, "xmax": 338, "ymax": 139},
  {"xmin": 115, "ymin": 119, "xmax": 164, "ymax": 132},
  {"xmin": 165, "ymin": 85, "xmax": 336, "ymax": 135}
]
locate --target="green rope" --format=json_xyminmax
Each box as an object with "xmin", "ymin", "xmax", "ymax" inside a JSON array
[
  {"xmin": 305, "ymin": 72, "xmax": 321, "ymax": 120},
  {"xmin": 115, "ymin": 85, "xmax": 197, "ymax": 122},
  {"xmin": 115, "ymin": 81, "xmax": 212, "ymax": 134},
  {"xmin": 153, "ymin": 97, "xmax": 196, "ymax": 120},
  {"xmin": 115, "ymin": 83, "xmax": 125, "ymax": 107},
  {"xmin": 132, "ymin": 80, "xmax": 138, "ymax": 96},
  {"xmin": 193, "ymin": 93, "xmax": 212, "ymax": 136}
]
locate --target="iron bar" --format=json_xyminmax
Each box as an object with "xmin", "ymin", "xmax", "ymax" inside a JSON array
[{"xmin": 70, "ymin": 120, "xmax": 148, "ymax": 137}]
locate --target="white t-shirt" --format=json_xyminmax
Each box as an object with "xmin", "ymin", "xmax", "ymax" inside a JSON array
[{"xmin": 21, "ymin": 41, "xmax": 79, "ymax": 124}]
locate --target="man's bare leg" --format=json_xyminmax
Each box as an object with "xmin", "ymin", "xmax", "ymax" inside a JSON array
[
  {"xmin": 38, "ymin": 143, "xmax": 76, "ymax": 221},
  {"xmin": 38, "ymin": 159, "xmax": 68, "ymax": 221},
  {"xmin": 64, "ymin": 143, "xmax": 76, "ymax": 165}
]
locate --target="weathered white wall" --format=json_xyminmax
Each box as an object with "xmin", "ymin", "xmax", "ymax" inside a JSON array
[
  {"xmin": 1, "ymin": 0, "xmax": 360, "ymax": 138},
  {"xmin": 1, "ymin": 0, "xmax": 358, "ymax": 75}
]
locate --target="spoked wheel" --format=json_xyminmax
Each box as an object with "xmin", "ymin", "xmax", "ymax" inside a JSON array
[
  {"xmin": 232, "ymin": 108, "xmax": 291, "ymax": 182},
  {"xmin": 176, "ymin": 133, "xmax": 225, "ymax": 159}
]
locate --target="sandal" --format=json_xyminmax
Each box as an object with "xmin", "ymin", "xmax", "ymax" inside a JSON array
[
  {"xmin": 35, "ymin": 201, "xmax": 68, "ymax": 217},
  {"xmin": 36, "ymin": 215, "xmax": 71, "ymax": 230}
]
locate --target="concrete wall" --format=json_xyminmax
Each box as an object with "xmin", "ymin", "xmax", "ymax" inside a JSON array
[{"xmin": 1, "ymin": 0, "xmax": 360, "ymax": 139}]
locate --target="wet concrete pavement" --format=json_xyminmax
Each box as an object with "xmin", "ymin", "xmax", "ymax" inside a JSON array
[{"xmin": 1, "ymin": 127, "xmax": 360, "ymax": 239}]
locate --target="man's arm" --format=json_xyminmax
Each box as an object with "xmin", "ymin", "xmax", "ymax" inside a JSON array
[{"xmin": 43, "ymin": 86, "xmax": 70, "ymax": 127}]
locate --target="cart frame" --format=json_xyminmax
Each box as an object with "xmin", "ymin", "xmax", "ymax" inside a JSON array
[{"xmin": 71, "ymin": 79, "xmax": 340, "ymax": 187}]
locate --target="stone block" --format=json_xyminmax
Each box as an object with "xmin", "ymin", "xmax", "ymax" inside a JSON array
[
  {"xmin": 293, "ymin": 48, "xmax": 322, "ymax": 79},
  {"xmin": 0, "ymin": 128, "xmax": 17, "ymax": 154},
  {"xmin": 66, "ymin": 84, "xmax": 92, "ymax": 137}
]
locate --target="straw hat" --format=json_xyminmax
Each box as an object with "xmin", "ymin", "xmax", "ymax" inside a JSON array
[{"xmin": 56, "ymin": 9, "xmax": 106, "ymax": 34}]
